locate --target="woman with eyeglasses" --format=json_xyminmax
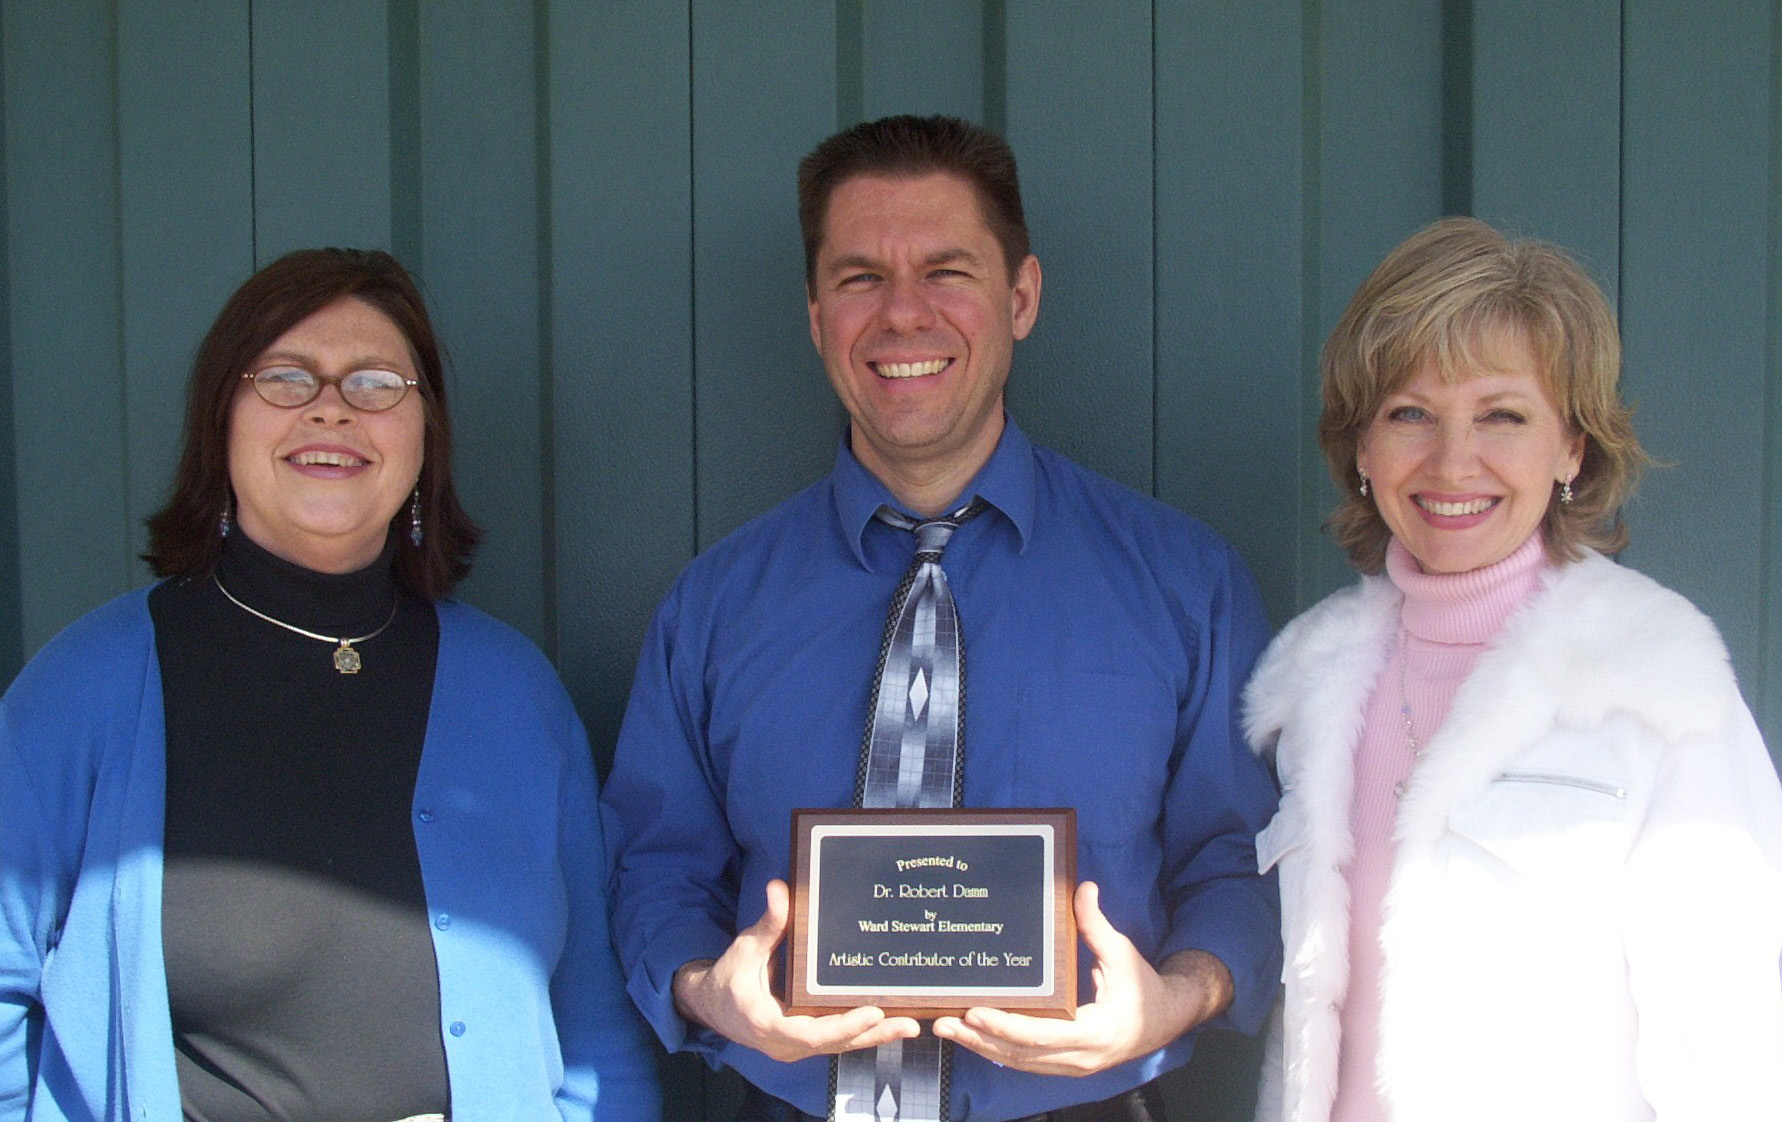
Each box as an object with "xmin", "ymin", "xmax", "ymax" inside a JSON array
[{"xmin": 0, "ymin": 249, "xmax": 660, "ymax": 1121}]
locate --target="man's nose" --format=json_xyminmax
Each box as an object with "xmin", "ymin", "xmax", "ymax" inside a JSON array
[{"xmin": 878, "ymin": 275, "xmax": 934, "ymax": 331}]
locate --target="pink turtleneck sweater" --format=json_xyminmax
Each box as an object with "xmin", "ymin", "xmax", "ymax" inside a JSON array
[{"xmin": 1330, "ymin": 532, "xmax": 1548, "ymax": 1121}]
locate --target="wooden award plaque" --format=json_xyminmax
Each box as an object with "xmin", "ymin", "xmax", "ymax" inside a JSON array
[{"xmin": 785, "ymin": 807, "xmax": 1077, "ymax": 1019}]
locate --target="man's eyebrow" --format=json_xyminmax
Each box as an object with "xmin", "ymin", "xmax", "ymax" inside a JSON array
[
  {"xmin": 823, "ymin": 247, "xmax": 984, "ymax": 274},
  {"xmin": 825, "ymin": 254, "xmax": 880, "ymax": 274},
  {"xmin": 923, "ymin": 247, "xmax": 982, "ymax": 267}
]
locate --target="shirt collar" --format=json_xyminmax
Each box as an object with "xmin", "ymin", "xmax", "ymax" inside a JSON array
[{"xmin": 831, "ymin": 416, "xmax": 1036, "ymax": 570}]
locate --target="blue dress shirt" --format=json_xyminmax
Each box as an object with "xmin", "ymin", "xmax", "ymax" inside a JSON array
[{"xmin": 601, "ymin": 420, "xmax": 1280, "ymax": 1121}]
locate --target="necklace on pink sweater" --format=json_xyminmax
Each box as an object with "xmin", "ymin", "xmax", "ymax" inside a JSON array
[{"xmin": 1392, "ymin": 630, "xmax": 1422, "ymax": 798}]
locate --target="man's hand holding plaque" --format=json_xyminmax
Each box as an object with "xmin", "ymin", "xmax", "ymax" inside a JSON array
[
  {"xmin": 671, "ymin": 879, "xmax": 920, "ymax": 1063},
  {"xmin": 933, "ymin": 882, "xmax": 1237, "ymax": 1076}
]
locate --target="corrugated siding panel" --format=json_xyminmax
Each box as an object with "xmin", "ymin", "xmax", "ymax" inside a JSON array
[{"xmin": 4, "ymin": 4, "xmax": 1782, "ymax": 1116}]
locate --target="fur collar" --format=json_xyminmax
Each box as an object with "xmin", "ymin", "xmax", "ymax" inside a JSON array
[{"xmin": 1249, "ymin": 550, "xmax": 1742, "ymax": 822}]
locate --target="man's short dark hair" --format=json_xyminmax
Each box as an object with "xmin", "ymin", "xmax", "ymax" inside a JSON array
[{"xmin": 798, "ymin": 114, "xmax": 1031, "ymax": 288}]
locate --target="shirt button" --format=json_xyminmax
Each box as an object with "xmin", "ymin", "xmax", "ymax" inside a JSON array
[
  {"xmin": 435, "ymin": 913, "xmax": 452, "ymax": 930},
  {"xmin": 417, "ymin": 808, "xmax": 434, "ymax": 823},
  {"xmin": 449, "ymin": 1021, "xmax": 466, "ymax": 1037}
]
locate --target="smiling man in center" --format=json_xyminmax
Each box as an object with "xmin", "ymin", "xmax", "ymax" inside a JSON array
[
  {"xmin": 602, "ymin": 115, "xmax": 1280, "ymax": 1122},
  {"xmin": 806, "ymin": 168, "xmax": 1037, "ymax": 517}
]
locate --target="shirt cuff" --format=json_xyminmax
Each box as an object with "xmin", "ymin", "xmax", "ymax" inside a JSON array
[
  {"xmin": 1159, "ymin": 875, "xmax": 1282, "ymax": 1035},
  {"xmin": 628, "ymin": 921, "xmax": 736, "ymax": 1056}
]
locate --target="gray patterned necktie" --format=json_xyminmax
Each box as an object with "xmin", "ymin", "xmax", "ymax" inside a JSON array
[{"xmin": 832, "ymin": 498, "xmax": 985, "ymax": 1122}]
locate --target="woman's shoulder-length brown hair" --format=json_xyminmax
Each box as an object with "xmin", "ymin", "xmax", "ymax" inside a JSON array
[
  {"xmin": 144, "ymin": 247, "xmax": 481, "ymax": 598},
  {"xmin": 1319, "ymin": 216, "xmax": 1647, "ymax": 574}
]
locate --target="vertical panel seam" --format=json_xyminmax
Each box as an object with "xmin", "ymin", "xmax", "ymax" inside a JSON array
[
  {"xmin": 1760, "ymin": 0, "xmax": 1781, "ymax": 721},
  {"xmin": 836, "ymin": 0, "xmax": 862, "ymax": 128},
  {"xmin": 0, "ymin": 4, "xmax": 19, "ymax": 672},
  {"xmin": 387, "ymin": 0, "xmax": 422, "ymax": 269},
  {"xmin": 1297, "ymin": 0, "xmax": 1324, "ymax": 612},
  {"xmin": 1149, "ymin": 0, "xmax": 1159, "ymax": 498},
  {"xmin": 983, "ymin": 0, "xmax": 1006, "ymax": 136},
  {"xmin": 248, "ymin": 0, "xmax": 259, "ymax": 262},
  {"xmin": 687, "ymin": 0, "xmax": 700, "ymax": 555},
  {"xmin": 1439, "ymin": 0, "xmax": 1474, "ymax": 216},
  {"xmin": 107, "ymin": 1, "xmax": 131, "ymax": 587},
  {"xmin": 535, "ymin": 0, "xmax": 558, "ymax": 660},
  {"xmin": 1616, "ymin": 0, "xmax": 1627, "ymax": 323}
]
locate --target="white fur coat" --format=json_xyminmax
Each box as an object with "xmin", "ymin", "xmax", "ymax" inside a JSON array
[{"xmin": 1247, "ymin": 551, "xmax": 1782, "ymax": 1122}]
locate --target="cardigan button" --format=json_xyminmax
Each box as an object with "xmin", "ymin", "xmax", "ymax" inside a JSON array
[
  {"xmin": 418, "ymin": 808, "xmax": 434, "ymax": 823},
  {"xmin": 449, "ymin": 1021, "xmax": 466, "ymax": 1037},
  {"xmin": 435, "ymin": 913, "xmax": 452, "ymax": 930}
]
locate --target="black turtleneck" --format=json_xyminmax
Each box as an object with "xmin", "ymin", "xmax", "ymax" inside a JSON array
[{"xmin": 150, "ymin": 530, "xmax": 450, "ymax": 1122}]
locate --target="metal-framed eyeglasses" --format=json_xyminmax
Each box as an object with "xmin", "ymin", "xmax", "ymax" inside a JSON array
[{"xmin": 242, "ymin": 366, "xmax": 419, "ymax": 413}]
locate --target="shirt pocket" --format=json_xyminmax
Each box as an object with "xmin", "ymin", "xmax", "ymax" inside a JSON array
[
  {"xmin": 1013, "ymin": 670, "xmax": 1174, "ymax": 847},
  {"xmin": 1448, "ymin": 768, "xmax": 1634, "ymax": 875}
]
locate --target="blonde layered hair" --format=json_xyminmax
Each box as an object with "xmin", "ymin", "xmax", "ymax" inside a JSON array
[{"xmin": 1320, "ymin": 217, "xmax": 1646, "ymax": 574}]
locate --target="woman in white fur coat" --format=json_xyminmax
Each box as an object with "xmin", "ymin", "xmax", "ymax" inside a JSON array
[{"xmin": 1249, "ymin": 216, "xmax": 1782, "ymax": 1122}]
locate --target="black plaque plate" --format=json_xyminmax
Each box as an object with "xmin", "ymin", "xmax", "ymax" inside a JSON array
[{"xmin": 786, "ymin": 808, "xmax": 1076, "ymax": 1019}]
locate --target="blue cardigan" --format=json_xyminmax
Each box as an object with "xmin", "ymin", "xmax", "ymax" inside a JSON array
[{"xmin": 0, "ymin": 589, "xmax": 660, "ymax": 1122}]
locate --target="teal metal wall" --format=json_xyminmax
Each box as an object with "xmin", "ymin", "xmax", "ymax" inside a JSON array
[{"xmin": 3, "ymin": 2, "xmax": 1780, "ymax": 1118}]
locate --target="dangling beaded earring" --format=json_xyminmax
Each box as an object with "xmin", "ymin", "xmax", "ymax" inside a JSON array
[
  {"xmin": 409, "ymin": 486, "xmax": 424, "ymax": 547},
  {"xmin": 1357, "ymin": 467, "xmax": 1370, "ymax": 498},
  {"xmin": 1559, "ymin": 476, "xmax": 1575, "ymax": 505},
  {"xmin": 219, "ymin": 494, "xmax": 233, "ymax": 538}
]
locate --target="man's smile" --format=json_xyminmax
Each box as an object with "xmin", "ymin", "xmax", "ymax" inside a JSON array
[{"xmin": 871, "ymin": 359, "xmax": 952, "ymax": 379}]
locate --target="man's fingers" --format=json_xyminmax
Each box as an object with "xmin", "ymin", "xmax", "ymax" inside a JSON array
[
  {"xmin": 826, "ymin": 1013, "xmax": 922, "ymax": 1053},
  {"xmin": 1072, "ymin": 881, "xmax": 1136, "ymax": 968},
  {"xmin": 763, "ymin": 1010, "xmax": 921, "ymax": 1061},
  {"xmin": 790, "ymin": 1003, "xmax": 886, "ymax": 1042},
  {"xmin": 687, "ymin": 882, "xmax": 931, "ymax": 1062},
  {"xmin": 931, "ymin": 1015, "xmax": 1012, "ymax": 1060},
  {"xmin": 933, "ymin": 1013, "xmax": 1096, "ymax": 1075},
  {"xmin": 737, "ymin": 879, "xmax": 792, "ymax": 956},
  {"xmin": 957, "ymin": 1006, "xmax": 1086, "ymax": 1050}
]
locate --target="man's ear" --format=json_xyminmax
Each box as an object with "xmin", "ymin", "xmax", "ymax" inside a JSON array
[
  {"xmin": 1010, "ymin": 254, "xmax": 1042, "ymax": 341},
  {"xmin": 807, "ymin": 285, "xmax": 823, "ymax": 353}
]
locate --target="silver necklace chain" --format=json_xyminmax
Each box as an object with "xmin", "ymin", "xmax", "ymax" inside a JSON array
[
  {"xmin": 1394, "ymin": 628, "xmax": 1422, "ymax": 798},
  {"xmin": 1397, "ymin": 628, "xmax": 1420, "ymax": 755},
  {"xmin": 212, "ymin": 574, "xmax": 399, "ymax": 675}
]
